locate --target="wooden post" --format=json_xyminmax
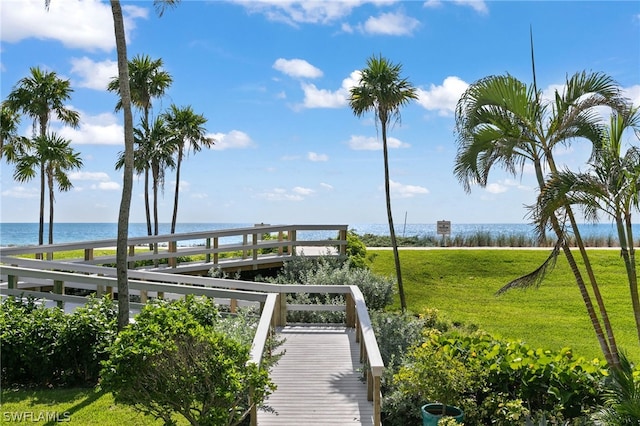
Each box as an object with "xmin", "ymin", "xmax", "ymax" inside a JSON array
[
  {"xmin": 252, "ymin": 232, "xmax": 258, "ymax": 269},
  {"xmin": 128, "ymin": 245, "xmax": 136, "ymax": 269},
  {"xmin": 289, "ymin": 229, "xmax": 297, "ymax": 256},
  {"xmin": 249, "ymin": 386, "xmax": 257, "ymax": 426},
  {"xmin": 8, "ymin": 275, "xmax": 18, "ymax": 289},
  {"xmin": 205, "ymin": 238, "xmax": 211, "ymax": 263},
  {"xmin": 278, "ymin": 231, "xmax": 284, "ymax": 255},
  {"xmin": 373, "ymin": 375, "xmax": 382, "ymax": 426},
  {"xmin": 275, "ymin": 292, "xmax": 287, "ymax": 327},
  {"xmin": 54, "ymin": 279, "xmax": 64, "ymax": 309},
  {"xmin": 339, "ymin": 229, "xmax": 347, "ymax": 256},
  {"xmin": 242, "ymin": 234, "xmax": 248, "ymax": 259},
  {"xmin": 168, "ymin": 241, "xmax": 177, "ymax": 268},
  {"xmin": 345, "ymin": 292, "xmax": 355, "ymax": 328},
  {"xmin": 213, "ymin": 237, "xmax": 219, "ymax": 265},
  {"xmin": 84, "ymin": 248, "xmax": 94, "ymax": 261}
]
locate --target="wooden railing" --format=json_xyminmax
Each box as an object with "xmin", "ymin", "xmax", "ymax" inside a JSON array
[
  {"xmin": 0, "ymin": 254, "xmax": 383, "ymax": 426},
  {"xmin": 0, "ymin": 224, "xmax": 349, "ymax": 274}
]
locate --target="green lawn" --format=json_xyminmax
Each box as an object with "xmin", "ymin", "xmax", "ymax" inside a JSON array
[{"xmin": 367, "ymin": 248, "xmax": 639, "ymax": 362}]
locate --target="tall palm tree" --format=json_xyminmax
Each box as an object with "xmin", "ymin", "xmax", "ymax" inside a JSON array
[
  {"xmin": 162, "ymin": 104, "xmax": 213, "ymax": 234},
  {"xmin": 43, "ymin": 0, "xmax": 181, "ymax": 330},
  {"xmin": 108, "ymin": 54, "xmax": 173, "ymax": 242},
  {"xmin": 136, "ymin": 117, "xmax": 176, "ymax": 238},
  {"xmin": 9, "ymin": 133, "xmax": 82, "ymax": 247},
  {"xmin": 349, "ymin": 54, "xmax": 418, "ymax": 312},
  {"xmin": 454, "ymin": 70, "xmax": 628, "ymax": 367},
  {"xmin": 4, "ymin": 66, "xmax": 80, "ymax": 250},
  {"xmin": 538, "ymin": 106, "xmax": 640, "ymax": 343}
]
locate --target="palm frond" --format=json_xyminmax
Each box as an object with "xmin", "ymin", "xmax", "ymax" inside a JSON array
[{"xmin": 496, "ymin": 238, "xmax": 562, "ymax": 295}]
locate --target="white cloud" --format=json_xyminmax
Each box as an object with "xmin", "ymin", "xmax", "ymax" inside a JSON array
[
  {"xmin": 93, "ymin": 182, "xmax": 120, "ymax": 191},
  {"xmin": 361, "ymin": 11, "xmax": 420, "ymax": 36},
  {"xmin": 300, "ymin": 70, "xmax": 360, "ymax": 109},
  {"xmin": 258, "ymin": 188, "xmax": 304, "ymax": 201},
  {"xmin": 209, "ymin": 130, "xmax": 256, "ymax": 150},
  {"xmin": 320, "ymin": 182, "xmax": 334, "ymax": 190},
  {"xmin": 1, "ymin": 186, "xmax": 39, "ymax": 199},
  {"xmin": 308, "ymin": 152, "xmax": 329, "ymax": 162},
  {"xmin": 388, "ymin": 180, "xmax": 429, "ymax": 198},
  {"xmin": 70, "ymin": 57, "xmax": 118, "ymax": 91},
  {"xmin": 293, "ymin": 186, "xmax": 315, "ymax": 196},
  {"xmin": 229, "ymin": 0, "xmax": 363, "ymax": 26},
  {"xmin": 0, "ymin": 0, "xmax": 148, "ymax": 52},
  {"xmin": 347, "ymin": 135, "xmax": 410, "ymax": 150},
  {"xmin": 69, "ymin": 171, "xmax": 111, "ymax": 181},
  {"xmin": 57, "ymin": 111, "xmax": 123, "ymax": 145},
  {"xmin": 485, "ymin": 182, "xmax": 508, "ymax": 194},
  {"xmin": 453, "ymin": 0, "xmax": 488, "ymax": 15},
  {"xmin": 273, "ymin": 58, "xmax": 323, "ymax": 79},
  {"xmin": 424, "ymin": 0, "xmax": 488, "ymax": 14},
  {"xmin": 416, "ymin": 76, "xmax": 469, "ymax": 115},
  {"xmin": 624, "ymin": 84, "xmax": 640, "ymax": 107}
]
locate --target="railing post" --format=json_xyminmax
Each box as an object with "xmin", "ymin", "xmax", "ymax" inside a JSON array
[
  {"xmin": 8, "ymin": 274, "xmax": 18, "ymax": 289},
  {"xmin": 289, "ymin": 229, "xmax": 297, "ymax": 256},
  {"xmin": 205, "ymin": 237, "xmax": 211, "ymax": 263},
  {"xmin": 373, "ymin": 375, "xmax": 381, "ymax": 426},
  {"xmin": 278, "ymin": 231, "xmax": 284, "ymax": 255},
  {"xmin": 84, "ymin": 248, "xmax": 94, "ymax": 261},
  {"xmin": 252, "ymin": 232, "xmax": 258, "ymax": 269},
  {"xmin": 345, "ymin": 291, "xmax": 355, "ymax": 328},
  {"xmin": 168, "ymin": 241, "xmax": 177, "ymax": 268},
  {"xmin": 54, "ymin": 279, "xmax": 64, "ymax": 309},
  {"xmin": 242, "ymin": 234, "xmax": 248, "ymax": 259},
  {"xmin": 249, "ymin": 386, "xmax": 257, "ymax": 426},
  {"xmin": 339, "ymin": 228, "xmax": 347, "ymax": 256},
  {"xmin": 213, "ymin": 237, "xmax": 219, "ymax": 265},
  {"xmin": 128, "ymin": 244, "xmax": 136, "ymax": 269}
]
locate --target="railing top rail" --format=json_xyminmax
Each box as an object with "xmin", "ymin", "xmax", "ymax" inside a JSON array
[
  {"xmin": 0, "ymin": 265, "xmax": 269, "ymax": 303},
  {"xmin": 0, "ymin": 224, "xmax": 349, "ymax": 255},
  {"xmin": 249, "ymin": 293, "xmax": 278, "ymax": 366},
  {"xmin": 350, "ymin": 285, "xmax": 384, "ymax": 376}
]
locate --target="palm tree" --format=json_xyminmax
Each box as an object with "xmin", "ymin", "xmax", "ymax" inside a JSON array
[
  {"xmin": 9, "ymin": 133, "xmax": 82, "ymax": 247},
  {"xmin": 349, "ymin": 54, "xmax": 418, "ymax": 312},
  {"xmin": 4, "ymin": 66, "xmax": 80, "ymax": 250},
  {"xmin": 162, "ymin": 104, "xmax": 213, "ymax": 234},
  {"xmin": 538, "ymin": 106, "xmax": 640, "ymax": 344},
  {"xmin": 136, "ymin": 117, "xmax": 176, "ymax": 238},
  {"xmin": 108, "ymin": 54, "xmax": 173, "ymax": 242},
  {"xmin": 454, "ymin": 70, "xmax": 628, "ymax": 367},
  {"xmin": 1, "ymin": 104, "xmax": 22, "ymax": 158}
]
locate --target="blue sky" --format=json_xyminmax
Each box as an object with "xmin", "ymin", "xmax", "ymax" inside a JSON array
[{"xmin": 1, "ymin": 0, "xmax": 639, "ymax": 226}]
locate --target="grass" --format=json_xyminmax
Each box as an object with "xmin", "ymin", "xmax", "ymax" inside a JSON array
[
  {"xmin": 367, "ymin": 248, "xmax": 639, "ymax": 362},
  {"xmin": 0, "ymin": 387, "xmax": 188, "ymax": 425}
]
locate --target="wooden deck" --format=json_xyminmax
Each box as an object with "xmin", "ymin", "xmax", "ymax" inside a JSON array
[{"xmin": 258, "ymin": 325, "xmax": 374, "ymax": 426}]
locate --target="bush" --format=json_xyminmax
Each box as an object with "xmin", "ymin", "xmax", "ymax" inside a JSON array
[
  {"xmin": 266, "ymin": 257, "xmax": 394, "ymax": 322},
  {"xmin": 100, "ymin": 296, "xmax": 275, "ymax": 426},
  {"xmin": 386, "ymin": 328, "xmax": 606, "ymax": 425},
  {"xmin": 0, "ymin": 295, "xmax": 116, "ymax": 387}
]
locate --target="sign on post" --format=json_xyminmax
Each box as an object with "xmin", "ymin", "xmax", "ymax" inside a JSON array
[{"xmin": 437, "ymin": 220, "xmax": 451, "ymax": 237}]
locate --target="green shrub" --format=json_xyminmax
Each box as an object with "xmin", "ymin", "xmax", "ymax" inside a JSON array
[
  {"xmin": 100, "ymin": 296, "xmax": 275, "ymax": 426},
  {"xmin": 0, "ymin": 295, "xmax": 116, "ymax": 387},
  {"xmin": 266, "ymin": 257, "xmax": 394, "ymax": 322},
  {"xmin": 386, "ymin": 329, "xmax": 606, "ymax": 425}
]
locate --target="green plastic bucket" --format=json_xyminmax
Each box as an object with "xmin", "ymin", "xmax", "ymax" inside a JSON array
[{"xmin": 421, "ymin": 403, "xmax": 464, "ymax": 426}]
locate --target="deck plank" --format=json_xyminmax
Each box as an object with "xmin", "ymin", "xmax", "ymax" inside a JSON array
[{"xmin": 258, "ymin": 325, "xmax": 374, "ymax": 426}]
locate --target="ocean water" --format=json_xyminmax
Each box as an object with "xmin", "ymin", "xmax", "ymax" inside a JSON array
[{"xmin": 0, "ymin": 222, "xmax": 631, "ymax": 247}]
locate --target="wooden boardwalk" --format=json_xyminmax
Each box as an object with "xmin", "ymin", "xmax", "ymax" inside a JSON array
[{"xmin": 258, "ymin": 325, "xmax": 374, "ymax": 426}]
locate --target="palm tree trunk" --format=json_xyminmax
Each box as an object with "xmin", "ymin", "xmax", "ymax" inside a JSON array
[
  {"xmin": 144, "ymin": 167, "xmax": 153, "ymax": 249},
  {"xmin": 111, "ymin": 0, "xmax": 132, "ymax": 331},
  {"xmin": 617, "ymin": 213, "xmax": 640, "ymax": 344},
  {"xmin": 47, "ymin": 167, "xmax": 54, "ymax": 246},
  {"xmin": 171, "ymin": 149, "xmax": 183, "ymax": 235},
  {"xmin": 38, "ymin": 161, "xmax": 45, "ymax": 258},
  {"xmin": 382, "ymin": 121, "xmax": 406, "ymax": 312}
]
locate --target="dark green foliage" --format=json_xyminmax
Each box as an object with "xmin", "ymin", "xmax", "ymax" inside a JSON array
[
  {"xmin": 0, "ymin": 295, "xmax": 117, "ymax": 387},
  {"xmin": 99, "ymin": 296, "xmax": 275, "ymax": 426},
  {"xmin": 592, "ymin": 352, "xmax": 640, "ymax": 424},
  {"xmin": 386, "ymin": 328, "xmax": 606, "ymax": 425},
  {"xmin": 345, "ymin": 230, "xmax": 368, "ymax": 268}
]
